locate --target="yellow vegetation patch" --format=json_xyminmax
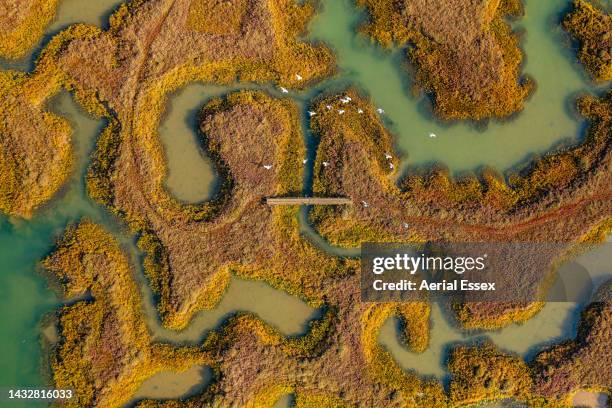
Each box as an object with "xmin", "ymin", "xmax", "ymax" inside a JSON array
[
  {"xmin": 0, "ymin": 23, "xmax": 107, "ymax": 218},
  {"xmin": 356, "ymin": 0, "xmax": 532, "ymax": 120},
  {"xmin": 448, "ymin": 343, "xmax": 535, "ymax": 406},
  {"xmin": 359, "ymin": 302, "xmax": 447, "ymax": 405},
  {"xmin": 0, "ymin": 71, "xmax": 72, "ymax": 218},
  {"xmin": 0, "ymin": 0, "xmax": 59, "ymax": 59}
]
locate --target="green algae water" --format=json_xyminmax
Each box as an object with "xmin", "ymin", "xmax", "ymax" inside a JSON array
[{"xmin": 308, "ymin": 0, "xmax": 600, "ymax": 173}]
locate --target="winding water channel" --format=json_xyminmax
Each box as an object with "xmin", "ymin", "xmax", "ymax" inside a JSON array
[{"xmin": 0, "ymin": 0, "xmax": 610, "ymax": 406}]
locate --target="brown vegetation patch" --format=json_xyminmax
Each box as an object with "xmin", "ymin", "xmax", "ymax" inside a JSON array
[
  {"xmin": 136, "ymin": 277, "xmax": 451, "ymax": 407},
  {"xmin": 309, "ymin": 89, "xmax": 612, "ymax": 327},
  {"xmin": 564, "ymin": 0, "xmax": 612, "ymax": 82},
  {"xmin": 42, "ymin": 221, "xmax": 610, "ymax": 407},
  {"xmin": 357, "ymin": 0, "xmax": 532, "ymax": 121},
  {"xmin": 42, "ymin": 222, "xmax": 447, "ymax": 407}
]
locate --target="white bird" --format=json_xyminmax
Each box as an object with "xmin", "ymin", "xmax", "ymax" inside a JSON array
[
  {"xmin": 361, "ymin": 201, "xmax": 369, "ymax": 208},
  {"xmin": 340, "ymin": 97, "xmax": 351, "ymax": 104},
  {"xmin": 322, "ymin": 161, "xmax": 329, "ymax": 167},
  {"xmin": 326, "ymin": 105, "xmax": 332, "ymax": 110},
  {"xmin": 429, "ymin": 132, "xmax": 437, "ymax": 138},
  {"xmin": 302, "ymin": 158, "xmax": 308, "ymax": 164},
  {"xmin": 384, "ymin": 153, "xmax": 392, "ymax": 159},
  {"xmin": 389, "ymin": 163, "xmax": 394, "ymax": 169},
  {"xmin": 357, "ymin": 108, "xmax": 364, "ymax": 114},
  {"xmin": 296, "ymin": 74, "xmax": 303, "ymax": 81},
  {"xmin": 280, "ymin": 87, "xmax": 289, "ymax": 94},
  {"xmin": 308, "ymin": 111, "xmax": 317, "ymax": 117},
  {"xmin": 263, "ymin": 164, "xmax": 272, "ymax": 170},
  {"xmin": 403, "ymin": 222, "xmax": 409, "ymax": 228},
  {"xmin": 377, "ymin": 108, "xmax": 385, "ymax": 114},
  {"xmin": 338, "ymin": 109, "xmax": 345, "ymax": 115}
]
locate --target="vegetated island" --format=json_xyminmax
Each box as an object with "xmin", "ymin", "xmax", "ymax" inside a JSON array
[
  {"xmin": 356, "ymin": 0, "xmax": 533, "ymax": 121},
  {"xmin": 563, "ymin": 0, "xmax": 612, "ymax": 82}
]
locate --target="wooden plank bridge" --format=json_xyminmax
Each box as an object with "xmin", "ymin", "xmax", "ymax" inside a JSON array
[{"xmin": 266, "ymin": 197, "xmax": 353, "ymax": 206}]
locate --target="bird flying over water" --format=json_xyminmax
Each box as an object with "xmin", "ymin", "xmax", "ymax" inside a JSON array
[{"xmin": 280, "ymin": 87, "xmax": 289, "ymax": 94}]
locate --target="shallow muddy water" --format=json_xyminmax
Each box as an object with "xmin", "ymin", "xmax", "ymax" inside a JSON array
[
  {"xmin": 273, "ymin": 394, "xmax": 295, "ymax": 408},
  {"xmin": 572, "ymin": 391, "xmax": 609, "ymax": 408}
]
